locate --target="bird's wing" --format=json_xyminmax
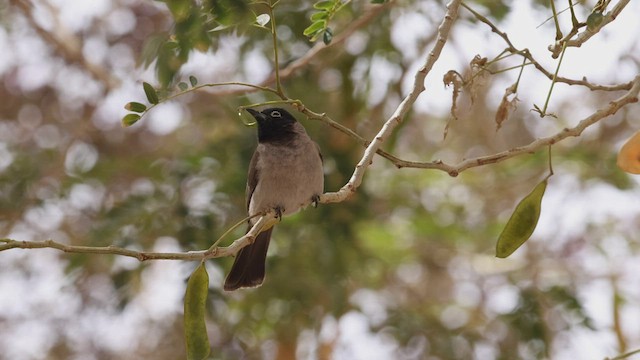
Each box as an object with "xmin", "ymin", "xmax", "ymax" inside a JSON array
[
  {"xmin": 246, "ymin": 149, "xmax": 260, "ymax": 212},
  {"xmin": 315, "ymin": 142, "xmax": 323, "ymax": 163}
]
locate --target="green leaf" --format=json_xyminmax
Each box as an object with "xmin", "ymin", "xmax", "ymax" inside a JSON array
[
  {"xmin": 178, "ymin": 82, "xmax": 189, "ymax": 91},
  {"xmin": 124, "ymin": 102, "xmax": 147, "ymax": 113},
  {"xmin": 323, "ymin": 28, "xmax": 333, "ymax": 45},
  {"xmin": 121, "ymin": 113, "xmax": 141, "ymax": 127},
  {"xmin": 143, "ymin": 82, "xmax": 159, "ymax": 105},
  {"xmin": 586, "ymin": 12, "xmax": 604, "ymax": 31},
  {"xmin": 166, "ymin": 0, "xmax": 191, "ymax": 22},
  {"xmin": 189, "ymin": 75, "xmax": 198, "ymax": 87},
  {"xmin": 371, "ymin": 0, "xmax": 386, "ymax": 3},
  {"xmin": 495, "ymin": 178, "xmax": 548, "ymax": 258},
  {"xmin": 310, "ymin": 11, "xmax": 329, "ymax": 21},
  {"xmin": 303, "ymin": 20, "xmax": 326, "ymax": 37},
  {"xmin": 256, "ymin": 13, "xmax": 270, "ymax": 27},
  {"xmin": 313, "ymin": 1, "xmax": 334, "ymax": 10},
  {"xmin": 184, "ymin": 262, "xmax": 210, "ymax": 360}
]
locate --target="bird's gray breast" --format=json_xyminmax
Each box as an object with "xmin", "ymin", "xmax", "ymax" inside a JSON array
[{"xmin": 249, "ymin": 138, "xmax": 324, "ymax": 218}]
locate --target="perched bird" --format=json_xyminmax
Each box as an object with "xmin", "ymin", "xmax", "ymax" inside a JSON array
[{"xmin": 224, "ymin": 108, "xmax": 324, "ymax": 291}]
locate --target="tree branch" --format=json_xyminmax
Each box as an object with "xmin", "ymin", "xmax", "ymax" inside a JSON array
[
  {"xmin": 0, "ymin": 212, "xmax": 277, "ymax": 261},
  {"xmin": 461, "ymin": 2, "xmax": 633, "ymax": 92},
  {"xmin": 320, "ymin": 0, "xmax": 462, "ymax": 204},
  {"xmin": 381, "ymin": 75, "xmax": 640, "ymax": 175},
  {"xmin": 5, "ymin": 0, "xmax": 637, "ymax": 263},
  {"xmin": 548, "ymin": 0, "xmax": 631, "ymax": 58},
  {"xmin": 0, "ymin": 0, "xmax": 459, "ymax": 260}
]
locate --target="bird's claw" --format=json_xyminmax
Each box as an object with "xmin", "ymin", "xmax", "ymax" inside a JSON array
[
  {"xmin": 311, "ymin": 194, "xmax": 320, "ymax": 208},
  {"xmin": 274, "ymin": 206, "xmax": 284, "ymax": 222}
]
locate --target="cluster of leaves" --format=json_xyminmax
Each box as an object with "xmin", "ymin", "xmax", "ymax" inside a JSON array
[
  {"xmin": 143, "ymin": 0, "xmax": 251, "ymax": 87},
  {"xmin": 303, "ymin": 0, "xmax": 386, "ymax": 45},
  {"xmin": 122, "ymin": 76, "xmax": 198, "ymax": 127},
  {"xmin": 303, "ymin": 0, "xmax": 344, "ymax": 45}
]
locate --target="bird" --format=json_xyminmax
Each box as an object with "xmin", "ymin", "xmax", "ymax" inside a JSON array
[{"xmin": 223, "ymin": 107, "xmax": 324, "ymax": 291}]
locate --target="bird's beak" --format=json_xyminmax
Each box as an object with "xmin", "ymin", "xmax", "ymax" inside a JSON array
[{"xmin": 246, "ymin": 108, "xmax": 265, "ymax": 122}]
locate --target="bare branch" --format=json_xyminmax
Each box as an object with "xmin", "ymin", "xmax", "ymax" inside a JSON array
[
  {"xmin": 320, "ymin": 0, "xmax": 462, "ymax": 204},
  {"xmin": 0, "ymin": 212, "xmax": 277, "ymax": 261},
  {"xmin": 461, "ymin": 2, "xmax": 633, "ymax": 92},
  {"xmin": 297, "ymin": 106, "xmax": 403, "ymax": 165},
  {"xmin": 548, "ymin": 0, "xmax": 631, "ymax": 58},
  {"xmin": 381, "ymin": 75, "xmax": 640, "ymax": 175}
]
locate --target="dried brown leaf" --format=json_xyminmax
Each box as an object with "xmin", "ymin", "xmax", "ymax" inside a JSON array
[
  {"xmin": 469, "ymin": 55, "xmax": 489, "ymax": 104},
  {"xmin": 495, "ymin": 83, "xmax": 519, "ymax": 131},
  {"xmin": 443, "ymin": 70, "xmax": 463, "ymax": 139}
]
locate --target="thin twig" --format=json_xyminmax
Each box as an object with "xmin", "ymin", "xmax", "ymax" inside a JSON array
[
  {"xmin": 203, "ymin": 2, "xmax": 392, "ymax": 98},
  {"xmin": 267, "ymin": 0, "xmax": 285, "ymax": 97},
  {"xmin": 0, "ymin": 212, "xmax": 277, "ymax": 261},
  {"xmin": 536, "ymin": 40, "xmax": 568, "ymax": 117},
  {"xmin": 270, "ymin": 1, "xmax": 392, "ymax": 83},
  {"xmin": 133, "ymin": 82, "xmax": 279, "ymax": 122},
  {"xmin": 608, "ymin": 348, "xmax": 640, "ymax": 360}
]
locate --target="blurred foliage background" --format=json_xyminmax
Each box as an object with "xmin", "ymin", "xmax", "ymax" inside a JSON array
[{"xmin": 0, "ymin": 0, "xmax": 639, "ymax": 359}]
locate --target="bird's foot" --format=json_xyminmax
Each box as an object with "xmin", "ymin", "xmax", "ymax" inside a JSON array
[
  {"xmin": 274, "ymin": 206, "xmax": 284, "ymax": 222},
  {"xmin": 311, "ymin": 194, "xmax": 321, "ymax": 208}
]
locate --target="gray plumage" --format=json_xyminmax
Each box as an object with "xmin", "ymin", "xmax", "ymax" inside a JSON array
[{"xmin": 224, "ymin": 108, "xmax": 324, "ymax": 291}]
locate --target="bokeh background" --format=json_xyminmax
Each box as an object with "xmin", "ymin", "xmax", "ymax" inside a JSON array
[{"xmin": 1, "ymin": 0, "xmax": 639, "ymax": 359}]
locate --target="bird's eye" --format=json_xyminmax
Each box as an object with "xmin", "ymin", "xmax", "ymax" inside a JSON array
[{"xmin": 270, "ymin": 110, "xmax": 282, "ymax": 118}]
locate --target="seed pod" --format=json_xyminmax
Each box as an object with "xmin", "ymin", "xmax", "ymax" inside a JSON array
[
  {"xmin": 184, "ymin": 262, "xmax": 210, "ymax": 360},
  {"xmin": 496, "ymin": 178, "xmax": 548, "ymax": 258}
]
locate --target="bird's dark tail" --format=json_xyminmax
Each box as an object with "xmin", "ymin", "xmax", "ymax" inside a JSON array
[{"xmin": 223, "ymin": 228, "xmax": 273, "ymax": 291}]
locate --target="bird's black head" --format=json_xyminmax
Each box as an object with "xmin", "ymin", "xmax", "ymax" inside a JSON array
[{"xmin": 247, "ymin": 108, "xmax": 298, "ymax": 143}]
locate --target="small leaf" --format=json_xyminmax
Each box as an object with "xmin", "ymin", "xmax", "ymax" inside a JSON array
[
  {"xmin": 586, "ymin": 12, "xmax": 604, "ymax": 31},
  {"xmin": 256, "ymin": 13, "xmax": 270, "ymax": 27},
  {"xmin": 184, "ymin": 262, "xmax": 210, "ymax": 360},
  {"xmin": 124, "ymin": 102, "xmax": 147, "ymax": 113},
  {"xmin": 303, "ymin": 20, "xmax": 326, "ymax": 37},
  {"xmin": 313, "ymin": 1, "xmax": 334, "ymax": 10},
  {"xmin": 310, "ymin": 12, "xmax": 328, "ymax": 21},
  {"xmin": 496, "ymin": 178, "xmax": 548, "ymax": 258},
  {"xmin": 178, "ymin": 82, "xmax": 189, "ymax": 91},
  {"xmin": 166, "ymin": 0, "xmax": 191, "ymax": 22},
  {"xmin": 121, "ymin": 113, "xmax": 141, "ymax": 127},
  {"xmin": 189, "ymin": 75, "xmax": 198, "ymax": 87},
  {"xmin": 371, "ymin": 0, "xmax": 386, "ymax": 3},
  {"xmin": 617, "ymin": 130, "xmax": 640, "ymax": 174},
  {"xmin": 143, "ymin": 82, "xmax": 159, "ymax": 105},
  {"xmin": 323, "ymin": 28, "xmax": 333, "ymax": 45}
]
